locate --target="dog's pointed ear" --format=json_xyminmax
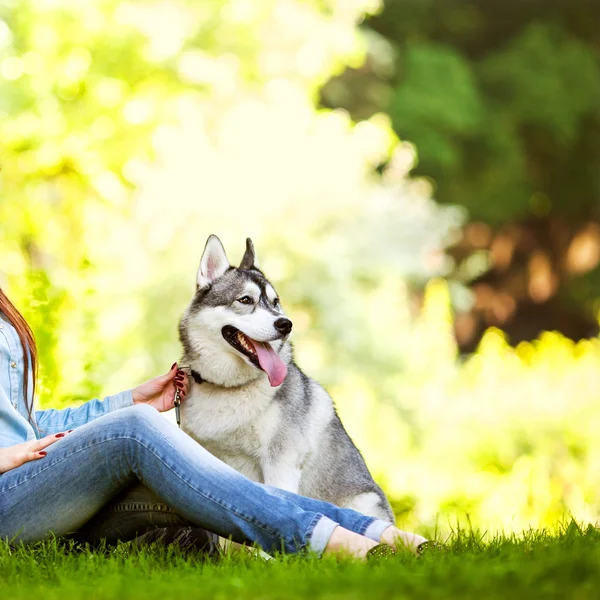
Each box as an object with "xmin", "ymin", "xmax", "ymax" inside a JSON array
[
  {"xmin": 197, "ymin": 235, "xmax": 230, "ymax": 289},
  {"xmin": 239, "ymin": 237, "xmax": 258, "ymax": 270}
]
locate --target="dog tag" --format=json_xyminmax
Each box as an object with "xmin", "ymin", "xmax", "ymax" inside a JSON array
[{"xmin": 174, "ymin": 389, "xmax": 181, "ymax": 427}]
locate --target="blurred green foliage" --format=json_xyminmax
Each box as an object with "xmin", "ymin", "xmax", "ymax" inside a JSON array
[
  {"xmin": 385, "ymin": 21, "xmax": 600, "ymax": 224},
  {"xmin": 1, "ymin": 0, "xmax": 600, "ymax": 536},
  {"xmin": 322, "ymin": 1, "xmax": 600, "ymax": 345},
  {"xmin": 347, "ymin": 280, "xmax": 600, "ymax": 533},
  {"xmin": 325, "ymin": 2, "xmax": 600, "ymax": 223}
]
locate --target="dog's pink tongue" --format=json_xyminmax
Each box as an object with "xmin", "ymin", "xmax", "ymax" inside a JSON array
[{"xmin": 249, "ymin": 339, "xmax": 287, "ymax": 387}]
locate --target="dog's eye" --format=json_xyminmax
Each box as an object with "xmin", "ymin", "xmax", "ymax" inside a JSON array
[
  {"xmin": 273, "ymin": 298, "xmax": 280, "ymax": 308},
  {"xmin": 237, "ymin": 296, "xmax": 253, "ymax": 305}
]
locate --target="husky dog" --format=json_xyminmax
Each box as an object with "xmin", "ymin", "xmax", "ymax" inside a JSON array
[{"xmin": 178, "ymin": 235, "xmax": 394, "ymax": 522}]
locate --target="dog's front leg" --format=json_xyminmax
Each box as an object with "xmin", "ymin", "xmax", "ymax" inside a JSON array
[{"xmin": 262, "ymin": 457, "xmax": 302, "ymax": 494}]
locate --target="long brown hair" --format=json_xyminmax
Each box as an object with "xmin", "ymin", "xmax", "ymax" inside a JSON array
[{"xmin": 0, "ymin": 288, "xmax": 37, "ymax": 419}]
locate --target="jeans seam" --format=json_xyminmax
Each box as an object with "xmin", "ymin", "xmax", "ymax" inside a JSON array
[{"xmin": 2, "ymin": 430, "xmax": 303, "ymax": 550}]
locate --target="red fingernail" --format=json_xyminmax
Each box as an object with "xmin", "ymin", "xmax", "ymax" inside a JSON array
[
  {"xmin": 39, "ymin": 451, "xmax": 47, "ymax": 457},
  {"xmin": 55, "ymin": 433, "xmax": 65, "ymax": 438},
  {"xmin": 171, "ymin": 362, "xmax": 177, "ymax": 369},
  {"xmin": 67, "ymin": 430, "xmax": 74, "ymax": 433}
]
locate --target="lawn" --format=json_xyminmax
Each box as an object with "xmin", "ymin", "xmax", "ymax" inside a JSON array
[{"xmin": 1, "ymin": 523, "xmax": 597, "ymax": 600}]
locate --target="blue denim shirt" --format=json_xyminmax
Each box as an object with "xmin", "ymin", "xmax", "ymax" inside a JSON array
[{"xmin": 0, "ymin": 311, "xmax": 133, "ymax": 448}]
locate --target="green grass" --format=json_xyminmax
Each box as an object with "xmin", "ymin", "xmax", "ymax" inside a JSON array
[{"xmin": 1, "ymin": 523, "xmax": 598, "ymax": 600}]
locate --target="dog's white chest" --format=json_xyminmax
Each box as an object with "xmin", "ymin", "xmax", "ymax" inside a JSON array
[{"xmin": 180, "ymin": 381, "xmax": 279, "ymax": 479}]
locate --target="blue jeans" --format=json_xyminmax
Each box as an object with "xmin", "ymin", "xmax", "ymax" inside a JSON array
[{"xmin": 0, "ymin": 405, "xmax": 391, "ymax": 554}]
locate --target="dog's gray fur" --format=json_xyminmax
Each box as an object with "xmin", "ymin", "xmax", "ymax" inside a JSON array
[{"xmin": 178, "ymin": 235, "xmax": 394, "ymax": 522}]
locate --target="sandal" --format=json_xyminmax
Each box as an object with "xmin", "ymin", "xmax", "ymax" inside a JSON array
[
  {"xmin": 367, "ymin": 540, "xmax": 447, "ymax": 561},
  {"xmin": 416, "ymin": 541, "xmax": 446, "ymax": 557},
  {"xmin": 366, "ymin": 543, "xmax": 396, "ymax": 560}
]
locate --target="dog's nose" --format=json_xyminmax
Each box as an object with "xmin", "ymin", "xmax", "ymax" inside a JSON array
[{"xmin": 274, "ymin": 318, "xmax": 293, "ymax": 336}]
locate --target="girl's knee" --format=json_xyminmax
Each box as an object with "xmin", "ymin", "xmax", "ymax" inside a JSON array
[
  {"xmin": 102, "ymin": 405, "xmax": 173, "ymax": 447},
  {"xmin": 119, "ymin": 404, "xmax": 164, "ymax": 429}
]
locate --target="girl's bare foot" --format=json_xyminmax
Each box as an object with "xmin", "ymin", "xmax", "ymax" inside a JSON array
[
  {"xmin": 379, "ymin": 526, "xmax": 428, "ymax": 555},
  {"xmin": 322, "ymin": 526, "xmax": 378, "ymax": 560}
]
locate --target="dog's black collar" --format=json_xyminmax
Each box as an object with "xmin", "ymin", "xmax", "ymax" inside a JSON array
[
  {"xmin": 190, "ymin": 369, "xmax": 205, "ymax": 385},
  {"xmin": 178, "ymin": 365, "xmax": 207, "ymax": 385},
  {"xmin": 186, "ymin": 367, "xmax": 252, "ymax": 390}
]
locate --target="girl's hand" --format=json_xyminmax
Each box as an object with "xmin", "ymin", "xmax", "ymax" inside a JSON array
[
  {"xmin": 132, "ymin": 363, "xmax": 189, "ymax": 413},
  {"xmin": 0, "ymin": 432, "xmax": 71, "ymax": 474}
]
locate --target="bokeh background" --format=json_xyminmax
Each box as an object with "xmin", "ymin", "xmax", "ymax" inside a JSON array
[{"xmin": 2, "ymin": 0, "xmax": 600, "ymax": 536}]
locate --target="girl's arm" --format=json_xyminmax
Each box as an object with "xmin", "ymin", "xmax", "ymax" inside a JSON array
[
  {"xmin": 34, "ymin": 364, "xmax": 188, "ymax": 435},
  {"xmin": 35, "ymin": 390, "xmax": 133, "ymax": 435}
]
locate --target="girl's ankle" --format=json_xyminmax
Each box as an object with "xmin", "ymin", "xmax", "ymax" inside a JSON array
[{"xmin": 323, "ymin": 526, "xmax": 377, "ymax": 559}]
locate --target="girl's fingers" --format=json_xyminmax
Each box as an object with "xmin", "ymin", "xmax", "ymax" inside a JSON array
[
  {"xmin": 30, "ymin": 432, "xmax": 70, "ymax": 452},
  {"xmin": 175, "ymin": 372, "xmax": 188, "ymax": 392},
  {"xmin": 25, "ymin": 450, "xmax": 47, "ymax": 463},
  {"xmin": 30, "ymin": 435, "xmax": 59, "ymax": 452},
  {"xmin": 177, "ymin": 384, "xmax": 187, "ymax": 403}
]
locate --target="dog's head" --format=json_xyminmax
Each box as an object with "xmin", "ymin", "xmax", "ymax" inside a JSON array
[{"xmin": 179, "ymin": 235, "xmax": 292, "ymax": 388}]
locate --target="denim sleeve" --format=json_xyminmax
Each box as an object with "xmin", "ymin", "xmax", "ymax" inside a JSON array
[{"xmin": 34, "ymin": 390, "xmax": 134, "ymax": 436}]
